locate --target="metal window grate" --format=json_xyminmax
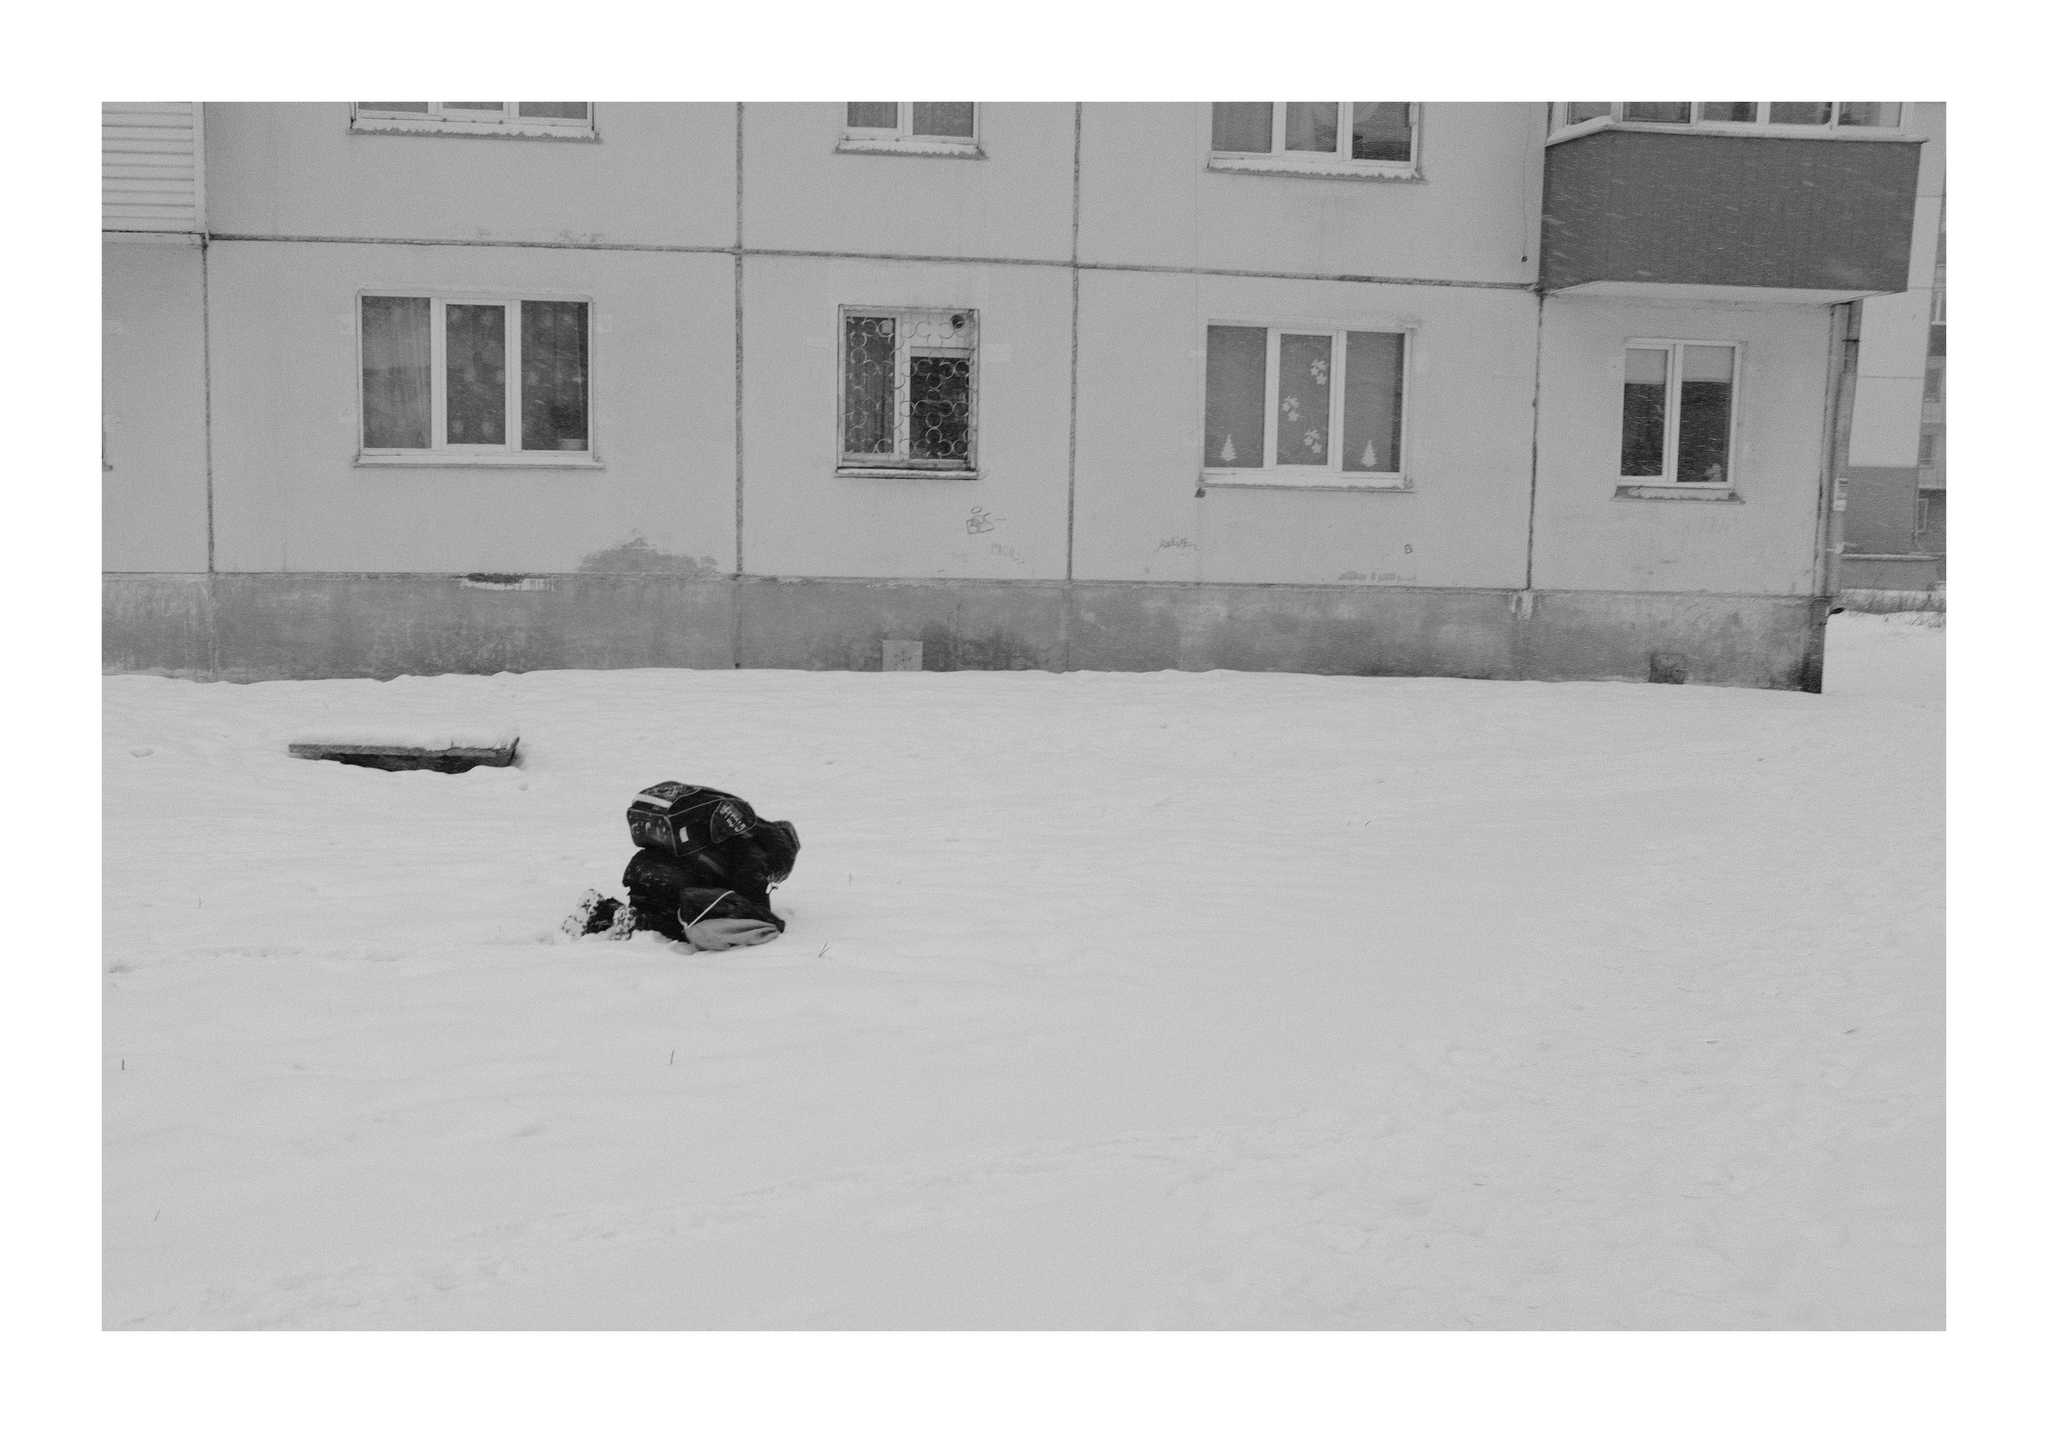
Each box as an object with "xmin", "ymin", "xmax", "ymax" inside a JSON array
[{"xmin": 840, "ymin": 308, "xmax": 978, "ymax": 470}]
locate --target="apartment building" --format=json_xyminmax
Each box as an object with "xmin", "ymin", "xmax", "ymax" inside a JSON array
[
  {"xmin": 102, "ymin": 101, "xmax": 1935, "ymax": 688},
  {"xmin": 1841, "ymin": 117, "xmax": 1947, "ymax": 596}
]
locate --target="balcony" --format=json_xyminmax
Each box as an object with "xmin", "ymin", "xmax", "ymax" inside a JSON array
[{"xmin": 1540, "ymin": 127, "xmax": 1922, "ymax": 303}]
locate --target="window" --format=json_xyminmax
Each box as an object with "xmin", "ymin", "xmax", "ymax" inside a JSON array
[
  {"xmin": 838, "ymin": 103, "xmax": 981, "ymax": 156},
  {"xmin": 351, "ymin": 103, "xmax": 595, "ymax": 139},
  {"xmin": 1203, "ymin": 324, "xmax": 1408, "ymax": 487},
  {"xmin": 1620, "ymin": 341, "xmax": 1737, "ymax": 484},
  {"xmin": 837, "ymin": 307, "xmax": 978, "ymax": 476},
  {"xmin": 1554, "ymin": 102, "xmax": 1902, "ymax": 136},
  {"xmin": 1209, "ymin": 103, "xmax": 1417, "ymax": 177},
  {"xmin": 1621, "ymin": 102, "xmax": 1692, "ymax": 124},
  {"xmin": 359, "ymin": 294, "xmax": 594, "ymax": 464}
]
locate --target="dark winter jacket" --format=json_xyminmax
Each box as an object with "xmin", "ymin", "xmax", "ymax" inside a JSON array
[{"xmin": 621, "ymin": 819, "xmax": 800, "ymax": 942}]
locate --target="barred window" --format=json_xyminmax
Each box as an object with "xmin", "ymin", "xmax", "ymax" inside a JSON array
[{"xmin": 838, "ymin": 308, "xmax": 978, "ymax": 475}]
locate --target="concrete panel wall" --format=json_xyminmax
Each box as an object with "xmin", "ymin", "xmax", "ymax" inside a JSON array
[
  {"xmin": 738, "ymin": 578, "xmax": 1071, "ymax": 672},
  {"xmin": 106, "ymin": 572, "xmax": 1829, "ymax": 691},
  {"xmin": 1920, "ymin": 489, "xmax": 1945, "ymax": 555},
  {"xmin": 105, "ymin": 573, "xmax": 735, "ymax": 681},
  {"xmin": 1838, "ymin": 555, "xmax": 1943, "ymax": 592},
  {"xmin": 1843, "ymin": 466, "xmax": 1923, "ymax": 553},
  {"xmin": 1531, "ymin": 296, "xmax": 1831, "ymax": 594},
  {"xmin": 204, "ymin": 240, "xmax": 737, "ymax": 575},
  {"xmin": 1520, "ymin": 589, "xmax": 1825, "ymax": 691},
  {"xmin": 1847, "ymin": 102, "xmax": 1944, "ymax": 470},
  {"xmin": 204, "ymin": 103, "xmax": 736, "ymax": 248},
  {"xmin": 103, "ymin": 239, "xmax": 211, "ymax": 572},
  {"xmin": 1070, "ymin": 270, "xmax": 1539, "ymax": 587},
  {"xmin": 738, "ymin": 254, "xmax": 1074, "ymax": 581},
  {"xmin": 1070, "ymin": 582, "xmax": 1520, "ymax": 677},
  {"xmin": 741, "ymin": 104, "xmax": 1075, "ymax": 263},
  {"xmin": 1846, "ymin": 369, "xmax": 1929, "ymax": 469},
  {"xmin": 1078, "ymin": 103, "xmax": 1542, "ymax": 285},
  {"xmin": 106, "ymin": 103, "xmax": 1864, "ymax": 692}
]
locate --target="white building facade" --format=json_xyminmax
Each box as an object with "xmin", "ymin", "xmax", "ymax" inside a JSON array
[{"xmin": 103, "ymin": 102, "xmax": 1937, "ymax": 688}]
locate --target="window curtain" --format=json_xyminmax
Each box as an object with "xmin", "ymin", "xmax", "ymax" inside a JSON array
[
  {"xmin": 1204, "ymin": 325, "xmax": 1268, "ymax": 467},
  {"xmin": 361, "ymin": 296, "xmax": 430, "ymax": 449},
  {"xmin": 1211, "ymin": 103, "xmax": 1273, "ymax": 153},
  {"xmin": 1342, "ymin": 331, "xmax": 1404, "ymax": 472},
  {"xmin": 1350, "ymin": 103, "xmax": 1414, "ymax": 161},
  {"xmin": 1276, "ymin": 333, "xmax": 1333, "ymax": 464},
  {"xmin": 843, "ymin": 315, "xmax": 897, "ymax": 455},
  {"xmin": 445, "ymin": 304, "xmax": 506, "ymax": 445},
  {"xmin": 1620, "ymin": 347, "xmax": 1670, "ymax": 477},
  {"xmin": 911, "ymin": 103, "xmax": 974, "ymax": 138},
  {"xmin": 521, "ymin": 301, "xmax": 589, "ymax": 451}
]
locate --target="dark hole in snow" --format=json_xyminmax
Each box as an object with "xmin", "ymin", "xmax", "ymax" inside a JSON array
[
  {"xmin": 1647, "ymin": 653, "xmax": 1689, "ymax": 685},
  {"xmin": 288, "ymin": 740, "xmax": 520, "ymax": 774}
]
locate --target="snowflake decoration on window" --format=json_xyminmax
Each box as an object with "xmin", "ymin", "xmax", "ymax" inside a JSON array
[
  {"xmin": 1303, "ymin": 429, "xmax": 1324, "ymax": 456},
  {"xmin": 1309, "ymin": 358, "xmax": 1329, "ymax": 386},
  {"xmin": 1280, "ymin": 395, "xmax": 1301, "ymax": 423}
]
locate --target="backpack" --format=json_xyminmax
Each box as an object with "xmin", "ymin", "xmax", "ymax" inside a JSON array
[{"xmin": 620, "ymin": 781, "xmax": 800, "ymax": 943}]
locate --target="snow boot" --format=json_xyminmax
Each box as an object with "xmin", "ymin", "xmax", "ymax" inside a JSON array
[{"xmin": 561, "ymin": 889, "xmax": 623, "ymax": 939}]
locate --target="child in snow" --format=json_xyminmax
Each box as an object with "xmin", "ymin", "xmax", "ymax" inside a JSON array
[{"xmin": 564, "ymin": 782, "xmax": 800, "ymax": 951}]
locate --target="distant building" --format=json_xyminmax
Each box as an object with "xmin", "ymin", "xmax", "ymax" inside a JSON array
[
  {"xmin": 103, "ymin": 102, "xmax": 1933, "ymax": 689},
  {"xmin": 1840, "ymin": 106, "xmax": 1946, "ymax": 594}
]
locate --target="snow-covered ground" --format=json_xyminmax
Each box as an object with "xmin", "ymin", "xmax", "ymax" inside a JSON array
[{"xmin": 102, "ymin": 615, "xmax": 1943, "ymax": 1330}]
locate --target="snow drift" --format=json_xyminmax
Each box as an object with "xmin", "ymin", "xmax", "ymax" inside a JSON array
[{"xmin": 102, "ymin": 615, "xmax": 1944, "ymax": 1330}]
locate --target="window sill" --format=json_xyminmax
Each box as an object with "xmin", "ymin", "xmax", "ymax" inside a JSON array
[
  {"xmin": 1202, "ymin": 473, "xmax": 1411, "ymax": 492},
  {"xmin": 1206, "ymin": 156, "xmax": 1421, "ymax": 183},
  {"xmin": 356, "ymin": 453, "xmax": 605, "ymax": 470},
  {"xmin": 349, "ymin": 118, "xmax": 600, "ymax": 142},
  {"xmin": 836, "ymin": 466, "xmax": 981, "ymax": 481},
  {"xmin": 1612, "ymin": 482, "xmax": 1742, "ymax": 502},
  {"xmin": 835, "ymin": 138, "xmax": 984, "ymax": 160}
]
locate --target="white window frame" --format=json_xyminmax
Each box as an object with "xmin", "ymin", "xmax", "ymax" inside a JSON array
[
  {"xmin": 355, "ymin": 290, "xmax": 601, "ymax": 469},
  {"xmin": 834, "ymin": 305, "xmax": 981, "ymax": 479},
  {"xmin": 1617, "ymin": 338, "xmax": 1741, "ymax": 488},
  {"xmin": 1200, "ymin": 321, "xmax": 1414, "ymax": 492},
  {"xmin": 350, "ymin": 103, "xmax": 597, "ymax": 141},
  {"xmin": 1207, "ymin": 103, "xmax": 1420, "ymax": 181},
  {"xmin": 837, "ymin": 103, "xmax": 983, "ymax": 158},
  {"xmin": 1549, "ymin": 102, "xmax": 1908, "ymax": 143}
]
